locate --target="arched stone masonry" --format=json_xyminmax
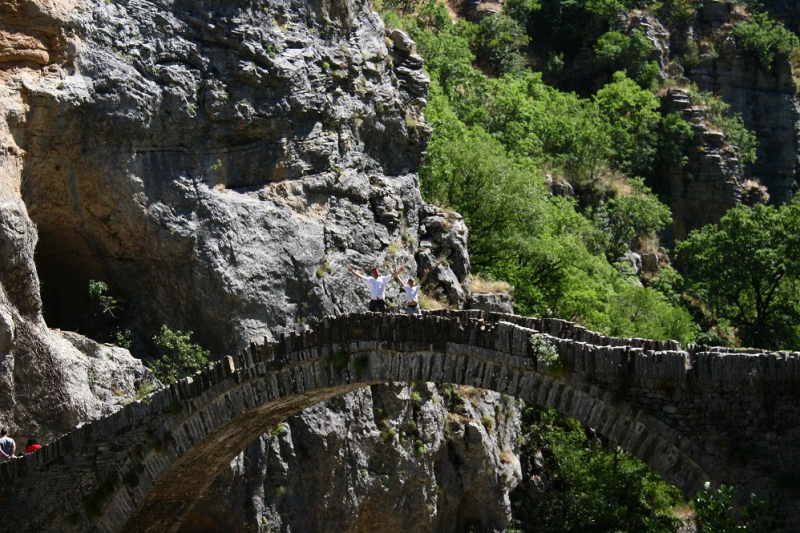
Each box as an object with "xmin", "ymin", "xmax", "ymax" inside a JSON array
[{"xmin": 2, "ymin": 311, "xmax": 799, "ymax": 531}]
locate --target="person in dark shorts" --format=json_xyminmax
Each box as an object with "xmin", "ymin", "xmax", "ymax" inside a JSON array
[
  {"xmin": 347, "ymin": 265, "xmax": 399, "ymax": 313},
  {"xmin": 395, "ymin": 267, "xmax": 432, "ymax": 315}
]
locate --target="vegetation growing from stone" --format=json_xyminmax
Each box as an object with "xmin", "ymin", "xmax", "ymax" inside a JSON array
[
  {"xmin": 687, "ymin": 88, "xmax": 758, "ymax": 164},
  {"xmin": 731, "ymin": 12, "xmax": 800, "ymax": 71},
  {"xmin": 382, "ymin": 0, "xmax": 697, "ymax": 345},
  {"xmin": 375, "ymin": 0, "xmax": 800, "ymax": 528},
  {"xmin": 87, "ymin": 280, "xmax": 131, "ymax": 347},
  {"xmin": 148, "ymin": 325, "xmax": 210, "ymax": 384},
  {"xmin": 529, "ymin": 333, "xmax": 560, "ymax": 370}
]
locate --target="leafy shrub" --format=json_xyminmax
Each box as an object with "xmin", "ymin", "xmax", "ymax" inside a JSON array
[
  {"xmin": 515, "ymin": 405, "xmax": 685, "ymax": 532},
  {"xmin": 688, "ymin": 89, "xmax": 758, "ymax": 163},
  {"xmin": 333, "ymin": 349, "xmax": 350, "ymax": 369},
  {"xmin": 596, "ymin": 177, "xmax": 672, "ymax": 259},
  {"xmin": 607, "ymin": 283, "xmax": 698, "ymax": 345},
  {"xmin": 594, "ymin": 72, "xmax": 662, "ymax": 177},
  {"xmin": 695, "ymin": 482, "xmax": 785, "ymax": 532},
  {"xmin": 114, "ymin": 328, "xmax": 132, "ymax": 349},
  {"xmin": 676, "ymin": 201, "xmax": 800, "ymax": 350},
  {"xmin": 530, "ymin": 333, "xmax": 560, "ymax": 366},
  {"xmin": 666, "ymin": 0, "xmax": 701, "ymax": 29},
  {"xmin": 594, "ymin": 30, "xmax": 660, "ymax": 89},
  {"xmin": 731, "ymin": 13, "xmax": 800, "ymax": 72},
  {"xmin": 475, "ymin": 14, "xmax": 529, "ymax": 75},
  {"xmin": 149, "ymin": 325, "xmax": 210, "ymax": 384},
  {"xmin": 504, "ymin": 0, "xmax": 541, "ymax": 26}
]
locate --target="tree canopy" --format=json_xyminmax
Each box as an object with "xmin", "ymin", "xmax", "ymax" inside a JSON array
[{"xmin": 676, "ymin": 201, "xmax": 800, "ymax": 350}]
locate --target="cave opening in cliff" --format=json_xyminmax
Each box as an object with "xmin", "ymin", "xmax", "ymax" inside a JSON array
[{"xmin": 33, "ymin": 224, "xmax": 112, "ymax": 333}]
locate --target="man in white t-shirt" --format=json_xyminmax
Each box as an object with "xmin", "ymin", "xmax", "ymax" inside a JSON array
[
  {"xmin": 347, "ymin": 265, "xmax": 397, "ymax": 313},
  {"xmin": 395, "ymin": 267, "xmax": 432, "ymax": 315},
  {"xmin": 0, "ymin": 427, "xmax": 15, "ymax": 463}
]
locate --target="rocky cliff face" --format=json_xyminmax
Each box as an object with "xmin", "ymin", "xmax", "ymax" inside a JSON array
[
  {"xmin": 182, "ymin": 384, "xmax": 522, "ymax": 533},
  {"xmin": 680, "ymin": 1, "xmax": 800, "ymax": 205},
  {"xmin": 0, "ymin": 0, "xmax": 520, "ymax": 529},
  {"xmin": 660, "ymin": 89, "xmax": 744, "ymax": 239},
  {"xmin": 622, "ymin": 3, "xmax": 799, "ymax": 238},
  {"xmin": 3, "ymin": 0, "xmax": 436, "ymax": 355}
]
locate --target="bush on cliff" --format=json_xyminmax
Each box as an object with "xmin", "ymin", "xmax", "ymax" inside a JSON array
[
  {"xmin": 731, "ymin": 12, "xmax": 800, "ymax": 72},
  {"xmin": 515, "ymin": 405, "xmax": 685, "ymax": 532},
  {"xmin": 149, "ymin": 325, "xmax": 210, "ymax": 384}
]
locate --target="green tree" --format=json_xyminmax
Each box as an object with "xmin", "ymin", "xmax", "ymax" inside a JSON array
[
  {"xmin": 504, "ymin": 0, "xmax": 541, "ymax": 26},
  {"xmin": 88, "ymin": 280, "xmax": 119, "ymax": 316},
  {"xmin": 594, "ymin": 30, "xmax": 660, "ymax": 89},
  {"xmin": 608, "ymin": 282, "xmax": 697, "ymax": 344},
  {"xmin": 149, "ymin": 325, "xmax": 210, "ymax": 384},
  {"xmin": 695, "ymin": 483, "xmax": 784, "ymax": 532},
  {"xmin": 688, "ymin": 90, "xmax": 758, "ymax": 164},
  {"xmin": 475, "ymin": 14, "xmax": 530, "ymax": 75},
  {"xmin": 597, "ymin": 177, "xmax": 672, "ymax": 260},
  {"xmin": 676, "ymin": 201, "xmax": 800, "ymax": 350},
  {"xmin": 594, "ymin": 72, "xmax": 662, "ymax": 177},
  {"xmin": 517, "ymin": 405, "xmax": 685, "ymax": 532},
  {"xmin": 731, "ymin": 12, "xmax": 799, "ymax": 72}
]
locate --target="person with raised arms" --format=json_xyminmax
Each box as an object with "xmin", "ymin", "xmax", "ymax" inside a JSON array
[
  {"xmin": 347, "ymin": 265, "xmax": 402, "ymax": 313},
  {"xmin": 394, "ymin": 266, "xmax": 433, "ymax": 315}
]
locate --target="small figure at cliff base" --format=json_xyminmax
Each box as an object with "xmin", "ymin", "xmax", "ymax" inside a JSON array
[
  {"xmin": 25, "ymin": 438, "xmax": 42, "ymax": 455},
  {"xmin": 0, "ymin": 427, "xmax": 15, "ymax": 463}
]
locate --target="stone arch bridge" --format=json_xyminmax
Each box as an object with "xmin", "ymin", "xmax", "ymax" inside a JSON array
[{"xmin": 2, "ymin": 310, "xmax": 800, "ymax": 531}]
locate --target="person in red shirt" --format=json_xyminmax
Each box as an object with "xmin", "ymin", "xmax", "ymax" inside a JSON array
[{"xmin": 25, "ymin": 438, "xmax": 41, "ymax": 454}]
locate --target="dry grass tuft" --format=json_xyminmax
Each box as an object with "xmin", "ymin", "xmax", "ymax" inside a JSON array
[
  {"xmin": 740, "ymin": 179, "xmax": 770, "ymax": 204},
  {"xmin": 420, "ymin": 293, "xmax": 448, "ymax": 310},
  {"xmin": 499, "ymin": 450, "xmax": 516, "ymax": 464},
  {"xmin": 470, "ymin": 274, "xmax": 513, "ymax": 294}
]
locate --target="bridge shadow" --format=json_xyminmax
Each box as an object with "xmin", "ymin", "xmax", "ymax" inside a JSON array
[{"xmin": 2, "ymin": 310, "xmax": 799, "ymax": 531}]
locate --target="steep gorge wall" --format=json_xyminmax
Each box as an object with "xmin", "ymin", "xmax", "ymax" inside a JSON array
[
  {"xmin": 680, "ymin": 1, "xmax": 800, "ymax": 205},
  {"xmin": 606, "ymin": 4, "xmax": 800, "ymax": 239},
  {"xmin": 4, "ymin": 0, "xmax": 432, "ymax": 354}
]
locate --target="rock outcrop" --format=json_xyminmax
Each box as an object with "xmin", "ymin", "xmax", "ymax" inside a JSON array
[
  {"xmin": 688, "ymin": 2, "xmax": 800, "ymax": 204},
  {"xmin": 183, "ymin": 384, "xmax": 522, "ymax": 533},
  {"xmin": 660, "ymin": 89, "xmax": 744, "ymax": 239},
  {"xmin": 1, "ymin": 0, "xmax": 439, "ymax": 357},
  {"xmin": 663, "ymin": 1, "xmax": 800, "ymax": 218},
  {"xmin": 0, "ymin": 197, "xmax": 157, "ymax": 441}
]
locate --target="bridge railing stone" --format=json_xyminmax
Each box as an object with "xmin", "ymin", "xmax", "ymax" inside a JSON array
[{"xmin": 0, "ymin": 354, "xmax": 239, "ymax": 483}]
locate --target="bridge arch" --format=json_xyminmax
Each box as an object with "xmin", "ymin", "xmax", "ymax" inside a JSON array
[{"xmin": 2, "ymin": 311, "xmax": 799, "ymax": 531}]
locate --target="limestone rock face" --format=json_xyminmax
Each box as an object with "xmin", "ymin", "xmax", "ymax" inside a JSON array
[
  {"xmin": 0, "ymin": 197, "xmax": 157, "ymax": 441},
  {"xmin": 468, "ymin": 292, "xmax": 514, "ymax": 314},
  {"xmin": 183, "ymin": 384, "xmax": 523, "ymax": 533},
  {"xmin": 2, "ymin": 0, "xmax": 435, "ymax": 359},
  {"xmin": 669, "ymin": 2, "xmax": 800, "ymax": 209},
  {"xmin": 660, "ymin": 89, "xmax": 744, "ymax": 239},
  {"xmin": 627, "ymin": 12, "xmax": 671, "ymax": 74},
  {"xmin": 417, "ymin": 204, "xmax": 470, "ymax": 308}
]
